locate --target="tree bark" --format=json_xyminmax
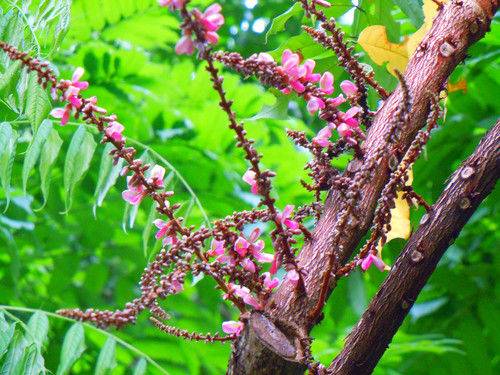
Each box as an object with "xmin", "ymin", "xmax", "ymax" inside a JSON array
[
  {"xmin": 328, "ymin": 120, "xmax": 499, "ymax": 374},
  {"xmin": 227, "ymin": 1, "xmax": 498, "ymax": 373}
]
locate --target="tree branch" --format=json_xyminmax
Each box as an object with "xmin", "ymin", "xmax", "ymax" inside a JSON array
[
  {"xmin": 227, "ymin": 0, "xmax": 498, "ymax": 373},
  {"xmin": 328, "ymin": 120, "xmax": 499, "ymax": 374}
]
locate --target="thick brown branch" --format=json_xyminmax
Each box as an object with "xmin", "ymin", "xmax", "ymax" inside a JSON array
[
  {"xmin": 227, "ymin": 0, "xmax": 497, "ymax": 373},
  {"xmin": 328, "ymin": 120, "xmax": 499, "ymax": 374}
]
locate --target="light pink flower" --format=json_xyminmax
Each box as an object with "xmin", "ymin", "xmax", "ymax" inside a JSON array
[
  {"xmin": 340, "ymin": 80, "xmax": 358, "ymax": 97},
  {"xmin": 234, "ymin": 236, "xmax": 250, "ymax": 257},
  {"xmin": 303, "ymin": 59, "xmax": 321, "ymax": 83},
  {"xmin": 147, "ymin": 165, "xmax": 166, "ymax": 188},
  {"xmin": 313, "ymin": 0, "xmax": 331, "ymax": 7},
  {"xmin": 50, "ymin": 106, "xmax": 71, "ymax": 126},
  {"xmin": 170, "ymin": 277, "xmax": 184, "ymax": 294},
  {"xmin": 82, "ymin": 96, "xmax": 106, "ymax": 114},
  {"xmin": 122, "ymin": 177, "xmax": 146, "ymax": 205},
  {"xmin": 175, "ymin": 35, "xmax": 195, "ymax": 55},
  {"xmin": 337, "ymin": 123, "xmax": 353, "ymax": 138},
  {"xmin": 247, "ymin": 228, "xmax": 273, "ymax": 263},
  {"xmin": 286, "ymin": 269, "xmax": 300, "ymax": 287},
  {"xmin": 256, "ymin": 53, "xmax": 274, "ymax": 63},
  {"xmin": 199, "ymin": 4, "xmax": 224, "ymax": 32},
  {"xmin": 158, "ymin": 0, "xmax": 185, "ymax": 10},
  {"xmin": 105, "ymin": 121, "xmax": 125, "ymax": 142},
  {"xmin": 207, "ymin": 239, "xmax": 225, "ymax": 257},
  {"xmin": 277, "ymin": 205, "xmax": 299, "ymax": 230},
  {"xmin": 307, "ymin": 96, "xmax": 325, "ymax": 114},
  {"xmin": 312, "ymin": 125, "xmax": 333, "ymax": 147},
  {"xmin": 329, "ymin": 94, "xmax": 347, "ymax": 107},
  {"xmin": 360, "ymin": 253, "xmax": 388, "ymax": 272},
  {"xmin": 231, "ymin": 284, "xmax": 262, "ymax": 309},
  {"xmin": 262, "ymin": 272, "xmax": 280, "ymax": 290},
  {"xmin": 242, "ymin": 169, "xmax": 259, "ymax": 194},
  {"xmin": 222, "ymin": 320, "xmax": 244, "ymax": 336},
  {"xmin": 154, "ymin": 219, "xmax": 170, "ymax": 240},
  {"xmin": 242, "ymin": 258, "xmax": 257, "ymax": 273},
  {"xmin": 339, "ymin": 106, "xmax": 361, "ymax": 127},
  {"xmin": 320, "ymin": 72, "xmax": 334, "ymax": 94}
]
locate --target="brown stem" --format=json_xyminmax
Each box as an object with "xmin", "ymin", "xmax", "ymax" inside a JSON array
[
  {"xmin": 328, "ymin": 119, "xmax": 499, "ymax": 374},
  {"xmin": 227, "ymin": 0, "xmax": 497, "ymax": 373}
]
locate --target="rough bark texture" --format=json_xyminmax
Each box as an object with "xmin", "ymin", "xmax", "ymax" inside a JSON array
[
  {"xmin": 329, "ymin": 120, "xmax": 500, "ymax": 374},
  {"xmin": 227, "ymin": 1, "xmax": 498, "ymax": 374}
]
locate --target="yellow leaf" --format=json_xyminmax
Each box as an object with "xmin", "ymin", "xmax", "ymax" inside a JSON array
[
  {"xmin": 448, "ymin": 79, "xmax": 467, "ymax": 93},
  {"xmin": 359, "ymin": 0, "xmax": 447, "ymax": 76},
  {"xmin": 358, "ymin": 25, "xmax": 408, "ymax": 76}
]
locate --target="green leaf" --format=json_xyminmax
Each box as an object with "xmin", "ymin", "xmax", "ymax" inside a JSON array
[
  {"xmin": 0, "ymin": 122, "xmax": 18, "ymax": 212},
  {"xmin": 142, "ymin": 203, "xmax": 157, "ymax": 258},
  {"xmin": 265, "ymin": 3, "xmax": 303, "ymax": 43},
  {"xmin": 94, "ymin": 337, "xmax": 116, "ymax": 375},
  {"xmin": 63, "ymin": 125, "xmax": 96, "ymax": 212},
  {"xmin": 19, "ymin": 344, "xmax": 43, "ymax": 375},
  {"xmin": 27, "ymin": 311, "xmax": 49, "ymax": 348},
  {"xmin": 0, "ymin": 61, "xmax": 21, "ymax": 94},
  {"xmin": 0, "ymin": 314, "xmax": 15, "ymax": 358},
  {"xmin": 56, "ymin": 323, "xmax": 86, "ymax": 375},
  {"xmin": 392, "ymin": 0, "xmax": 424, "ymax": 28},
  {"xmin": 38, "ymin": 128, "xmax": 62, "ymax": 209},
  {"xmin": 1, "ymin": 330, "xmax": 27, "ymax": 375},
  {"xmin": 22, "ymin": 120, "xmax": 53, "ymax": 194},
  {"xmin": 246, "ymin": 94, "xmax": 289, "ymax": 122},
  {"xmin": 93, "ymin": 143, "xmax": 124, "ymax": 215},
  {"xmin": 132, "ymin": 358, "xmax": 147, "ymax": 375},
  {"xmin": 25, "ymin": 73, "xmax": 51, "ymax": 131}
]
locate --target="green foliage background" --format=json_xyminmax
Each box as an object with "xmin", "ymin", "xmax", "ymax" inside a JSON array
[{"xmin": 0, "ymin": 0, "xmax": 498, "ymax": 373}]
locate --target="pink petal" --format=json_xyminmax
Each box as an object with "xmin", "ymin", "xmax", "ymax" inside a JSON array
[
  {"xmin": 50, "ymin": 108, "xmax": 65, "ymax": 119},
  {"xmin": 175, "ymin": 35, "xmax": 194, "ymax": 55},
  {"xmin": 205, "ymin": 31, "xmax": 219, "ymax": 44},
  {"xmin": 60, "ymin": 110, "xmax": 70, "ymax": 126},
  {"xmin": 286, "ymin": 269, "xmax": 300, "ymax": 286},
  {"xmin": 337, "ymin": 123, "xmax": 353, "ymax": 138},
  {"xmin": 340, "ymin": 80, "xmax": 358, "ymax": 97},
  {"xmin": 242, "ymin": 169, "xmax": 256, "ymax": 185},
  {"xmin": 254, "ymin": 251, "xmax": 274, "ymax": 263},
  {"xmin": 329, "ymin": 94, "xmax": 346, "ymax": 107},
  {"xmin": 313, "ymin": 0, "xmax": 331, "ymax": 7},
  {"xmin": 263, "ymin": 272, "xmax": 280, "ymax": 290},
  {"xmin": 222, "ymin": 321, "xmax": 244, "ymax": 335},
  {"xmin": 320, "ymin": 72, "xmax": 334, "ymax": 94},
  {"xmin": 72, "ymin": 67, "xmax": 85, "ymax": 82},
  {"xmin": 242, "ymin": 258, "xmax": 257, "ymax": 273},
  {"xmin": 204, "ymin": 3, "xmax": 222, "ymax": 16},
  {"xmin": 234, "ymin": 237, "xmax": 249, "ymax": 257},
  {"xmin": 249, "ymin": 227, "xmax": 261, "ymax": 243}
]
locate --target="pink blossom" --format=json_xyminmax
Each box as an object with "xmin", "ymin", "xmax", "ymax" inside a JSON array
[
  {"xmin": 307, "ymin": 96, "xmax": 325, "ymax": 114},
  {"xmin": 360, "ymin": 253, "xmax": 388, "ymax": 272},
  {"xmin": 312, "ymin": 125, "xmax": 333, "ymax": 148},
  {"xmin": 170, "ymin": 276, "xmax": 184, "ymax": 294},
  {"xmin": 82, "ymin": 96, "xmax": 106, "ymax": 114},
  {"xmin": 280, "ymin": 49, "xmax": 306, "ymax": 93},
  {"xmin": 175, "ymin": 35, "xmax": 195, "ymax": 55},
  {"xmin": 199, "ymin": 4, "xmax": 224, "ymax": 32},
  {"xmin": 340, "ymin": 80, "xmax": 358, "ymax": 97},
  {"xmin": 262, "ymin": 272, "xmax": 280, "ymax": 290},
  {"xmin": 147, "ymin": 165, "xmax": 166, "ymax": 188},
  {"xmin": 242, "ymin": 258, "xmax": 257, "ymax": 273},
  {"xmin": 231, "ymin": 284, "xmax": 262, "ymax": 309},
  {"xmin": 247, "ymin": 228, "xmax": 273, "ymax": 263},
  {"xmin": 329, "ymin": 94, "xmax": 347, "ymax": 107},
  {"xmin": 122, "ymin": 177, "xmax": 146, "ymax": 205},
  {"xmin": 286, "ymin": 269, "xmax": 300, "ymax": 287},
  {"xmin": 234, "ymin": 236, "xmax": 250, "ymax": 257},
  {"xmin": 313, "ymin": 0, "xmax": 332, "ymax": 7},
  {"xmin": 277, "ymin": 205, "xmax": 299, "ymax": 230},
  {"xmin": 105, "ymin": 121, "xmax": 125, "ymax": 142},
  {"xmin": 339, "ymin": 106, "xmax": 361, "ymax": 127},
  {"xmin": 70, "ymin": 67, "xmax": 89, "ymax": 90},
  {"xmin": 320, "ymin": 72, "xmax": 334, "ymax": 94},
  {"xmin": 50, "ymin": 106, "xmax": 71, "ymax": 126},
  {"xmin": 222, "ymin": 321, "xmax": 244, "ymax": 336},
  {"xmin": 255, "ymin": 53, "xmax": 274, "ymax": 63},
  {"xmin": 153, "ymin": 219, "xmax": 177, "ymax": 246},
  {"xmin": 303, "ymin": 59, "xmax": 321, "ymax": 83},
  {"xmin": 242, "ymin": 169, "xmax": 259, "ymax": 194},
  {"xmin": 158, "ymin": 0, "xmax": 185, "ymax": 10},
  {"xmin": 337, "ymin": 123, "xmax": 353, "ymax": 138},
  {"xmin": 207, "ymin": 239, "xmax": 225, "ymax": 257}
]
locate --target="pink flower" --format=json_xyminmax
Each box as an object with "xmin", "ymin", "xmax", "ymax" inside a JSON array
[
  {"xmin": 153, "ymin": 219, "xmax": 177, "ymax": 246},
  {"xmin": 307, "ymin": 96, "xmax": 325, "ymax": 114},
  {"xmin": 70, "ymin": 67, "xmax": 89, "ymax": 91},
  {"xmin": 242, "ymin": 169, "xmax": 259, "ymax": 194},
  {"xmin": 234, "ymin": 236, "xmax": 250, "ymax": 257},
  {"xmin": 207, "ymin": 239, "xmax": 225, "ymax": 257},
  {"xmin": 158, "ymin": 0, "xmax": 185, "ymax": 10},
  {"xmin": 313, "ymin": 0, "xmax": 331, "ymax": 7},
  {"xmin": 337, "ymin": 123, "xmax": 353, "ymax": 138},
  {"xmin": 277, "ymin": 205, "xmax": 299, "ymax": 230},
  {"xmin": 50, "ymin": 105, "xmax": 71, "ymax": 126},
  {"xmin": 222, "ymin": 321, "xmax": 244, "ymax": 336},
  {"xmin": 175, "ymin": 35, "xmax": 195, "ymax": 55},
  {"xmin": 199, "ymin": 4, "xmax": 224, "ymax": 32},
  {"xmin": 320, "ymin": 72, "xmax": 334, "ymax": 94},
  {"xmin": 147, "ymin": 165, "xmax": 166, "ymax": 188},
  {"xmin": 303, "ymin": 59, "xmax": 321, "ymax": 83},
  {"xmin": 170, "ymin": 276, "xmax": 184, "ymax": 294},
  {"xmin": 360, "ymin": 253, "xmax": 388, "ymax": 272},
  {"xmin": 105, "ymin": 121, "xmax": 125, "ymax": 142},
  {"xmin": 82, "ymin": 96, "xmax": 106, "ymax": 114},
  {"xmin": 247, "ymin": 228, "xmax": 273, "ymax": 263},
  {"xmin": 286, "ymin": 269, "xmax": 300, "ymax": 287},
  {"xmin": 255, "ymin": 53, "xmax": 274, "ymax": 63},
  {"xmin": 312, "ymin": 126, "xmax": 333, "ymax": 148},
  {"xmin": 262, "ymin": 272, "xmax": 280, "ymax": 290},
  {"xmin": 340, "ymin": 80, "xmax": 358, "ymax": 97},
  {"xmin": 339, "ymin": 106, "xmax": 361, "ymax": 127},
  {"xmin": 231, "ymin": 284, "xmax": 262, "ymax": 309},
  {"xmin": 122, "ymin": 177, "xmax": 146, "ymax": 205},
  {"xmin": 242, "ymin": 258, "xmax": 257, "ymax": 273},
  {"xmin": 328, "ymin": 94, "xmax": 347, "ymax": 107},
  {"xmin": 280, "ymin": 50, "xmax": 306, "ymax": 93}
]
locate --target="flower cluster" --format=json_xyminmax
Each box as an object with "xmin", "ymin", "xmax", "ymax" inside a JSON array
[
  {"xmin": 159, "ymin": 0, "xmax": 224, "ymax": 55},
  {"xmin": 50, "ymin": 68, "xmax": 89, "ymax": 125}
]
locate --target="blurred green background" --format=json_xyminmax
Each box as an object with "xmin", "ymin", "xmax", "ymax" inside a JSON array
[{"xmin": 0, "ymin": 0, "xmax": 498, "ymax": 373}]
